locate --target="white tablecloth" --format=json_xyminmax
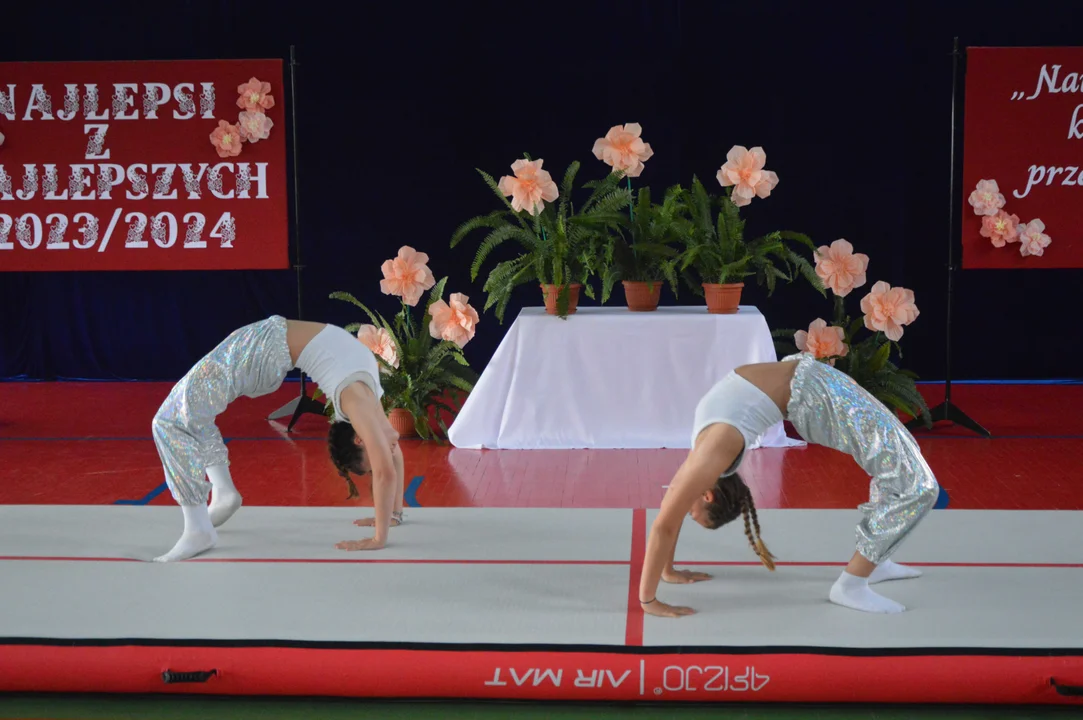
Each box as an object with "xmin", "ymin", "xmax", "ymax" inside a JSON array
[{"xmin": 449, "ymin": 306, "xmax": 805, "ymax": 450}]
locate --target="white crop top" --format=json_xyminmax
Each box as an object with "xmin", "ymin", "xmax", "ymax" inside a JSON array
[
  {"xmin": 295, "ymin": 324, "xmax": 384, "ymax": 423},
  {"xmin": 690, "ymin": 371, "xmax": 784, "ymax": 475}
]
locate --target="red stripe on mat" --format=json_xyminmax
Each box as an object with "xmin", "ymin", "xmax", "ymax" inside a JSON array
[
  {"xmin": 625, "ymin": 508, "xmax": 647, "ymax": 647},
  {"xmin": 1, "ymin": 646, "xmax": 1081, "ymax": 704},
  {"xmin": 0, "ymin": 555, "xmax": 1080, "ymax": 569}
]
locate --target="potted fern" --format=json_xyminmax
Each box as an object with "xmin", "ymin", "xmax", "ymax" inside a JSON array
[
  {"xmin": 451, "ymin": 156, "xmax": 630, "ymax": 321},
  {"xmin": 676, "ymin": 176, "xmax": 823, "ymax": 313},
  {"xmin": 325, "ymin": 247, "xmax": 478, "ymax": 439},
  {"xmin": 605, "ymin": 185, "xmax": 688, "ymax": 312}
]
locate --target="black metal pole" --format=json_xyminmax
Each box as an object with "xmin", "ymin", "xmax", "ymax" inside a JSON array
[
  {"xmin": 267, "ymin": 45, "xmax": 326, "ymax": 431},
  {"xmin": 907, "ymin": 37, "xmax": 990, "ymax": 438}
]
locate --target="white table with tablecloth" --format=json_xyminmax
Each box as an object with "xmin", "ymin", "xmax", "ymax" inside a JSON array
[{"xmin": 448, "ymin": 306, "xmax": 804, "ymax": 450}]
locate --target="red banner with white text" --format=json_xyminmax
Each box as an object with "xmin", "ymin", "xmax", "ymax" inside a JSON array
[
  {"xmin": 962, "ymin": 47, "xmax": 1083, "ymax": 269},
  {"xmin": 0, "ymin": 59, "xmax": 288, "ymax": 271}
]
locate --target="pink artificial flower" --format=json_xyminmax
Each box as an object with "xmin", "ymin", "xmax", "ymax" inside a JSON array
[
  {"xmin": 967, "ymin": 179, "xmax": 1005, "ymax": 216},
  {"xmin": 794, "ymin": 319, "xmax": 848, "ymax": 364},
  {"xmin": 980, "ymin": 210, "xmax": 1020, "ymax": 248},
  {"xmin": 357, "ymin": 325, "xmax": 399, "ymax": 370},
  {"xmin": 429, "ymin": 292, "xmax": 480, "ymax": 348},
  {"xmin": 591, "ymin": 123, "xmax": 654, "ymax": 178},
  {"xmin": 237, "ymin": 78, "xmax": 275, "ymax": 113},
  {"xmin": 238, "ymin": 110, "xmax": 274, "ymax": 143},
  {"xmin": 814, "ymin": 239, "xmax": 869, "ymax": 297},
  {"xmin": 209, "ymin": 120, "xmax": 243, "ymax": 158},
  {"xmin": 860, "ymin": 281, "xmax": 919, "ymax": 342},
  {"xmin": 716, "ymin": 145, "xmax": 779, "ymax": 207},
  {"xmin": 1018, "ymin": 219, "xmax": 1051, "ymax": 257},
  {"xmin": 380, "ymin": 246, "xmax": 436, "ymax": 306},
  {"xmin": 497, "ymin": 159, "xmax": 559, "ymax": 215}
]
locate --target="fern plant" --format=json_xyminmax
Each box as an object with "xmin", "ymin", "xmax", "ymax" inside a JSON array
[
  {"xmin": 674, "ymin": 176, "xmax": 823, "ymax": 297},
  {"xmin": 771, "ymin": 294, "xmax": 932, "ymax": 428},
  {"xmin": 604, "ymin": 185, "xmax": 688, "ymax": 295},
  {"xmin": 325, "ymin": 277, "xmax": 478, "ymax": 440},
  {"xmin": 450, "ymin": 158, "xmax": 630, "ymax": 321}
]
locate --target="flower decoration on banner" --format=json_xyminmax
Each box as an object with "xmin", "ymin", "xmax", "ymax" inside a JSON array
[
  {"xmin": 1018, "ymin": 219, "xmax": 1052, "ymax": 257},
  {"xmin": 206, "ymin": 76, "xmax": 277, "ymax": 157},
  {"xmin": 238, "ymin": 110, "xmax": 274, "ymax": 143},
  {"xmin": 497, "ymin": 159, "xmax": 559, "ymax": 216},
  {"xmin": 967, "ymin": 179, "xmax": 1005, "ymax": 216},
  {"xmin": 968, "ymin": 178, "xmax": 1051, "ymax": 259},
  {"xmin": 326, "ymin": 246, "xmax": 479, "ymax": 444},
  {"xmin": 813, "ymin": 239, "xmax": 869, "ymax": 297},
  {"xmin": 592, "ymin": 123, "xmax": 654, "ymax": 178},
  {"xmin": 979, "ymin": 210, "xmax": 1020, "ymax": 248},
  {"xmin": 237, "ymin": 78, "xmax": 275, "ymax": 112},
  {"xmin": 774, "ymin": 238, "xmax": 930, "ymax": 427},
  {"xmin": 209, "ymin": 120, "xmax": 243, "ymax": 158},
  {"xmin": 716, "ymin": 145, "xmax": 779, "ymax": 207},
  {"xmin": 0, "ymin": 129, "xmax": 5, "ymax": 148},
  {"xmin": 794, "ymin": 319, "xmax": 848, "ymax": 364}
]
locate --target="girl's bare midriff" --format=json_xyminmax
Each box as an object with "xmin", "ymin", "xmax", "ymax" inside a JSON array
[
  {"xmin": 285, "ymin": 319, "xmax": 327, "ymax": 366},
  {"xmin": 733, "ymin": 360, "xmax": 799, "ymax": 417}
]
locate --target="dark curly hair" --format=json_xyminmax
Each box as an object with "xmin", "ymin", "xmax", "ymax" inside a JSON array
[
  {"xmin": 702, "ymin": 473, "xmax": 777, "ymax": 571},
  {"xmin": 327, "ymin": 421, "xmax": 366, "ymax": 499}
]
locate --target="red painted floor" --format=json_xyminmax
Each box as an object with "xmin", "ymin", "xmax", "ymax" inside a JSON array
[{"xmin": 1, "ymin": 381, "xmax": 1081, "ymax": 510}]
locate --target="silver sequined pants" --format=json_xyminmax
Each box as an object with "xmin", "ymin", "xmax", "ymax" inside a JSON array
[
  {"xmin": 786, "ymin": 355, "xmax": 939, "ymax": 564},
  {"xmin": 152, "ymin": 316, "xmax": 293, "ymax": 506}
]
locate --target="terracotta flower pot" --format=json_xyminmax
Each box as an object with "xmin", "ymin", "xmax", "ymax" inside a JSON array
[
  {"xmin": 702, "ymin": 282, "xmax": 744, "ymax": 314},
  {"xmin": 622, "ymin": 280, "xmax": 662, "ymax": 312},
  {"xmin": 541, "ymin": 283, "xmax": 583, "ymax": 316},
  {"xmin": 388, "ymin": 408, "xmax": 417, "ymax": 437}
]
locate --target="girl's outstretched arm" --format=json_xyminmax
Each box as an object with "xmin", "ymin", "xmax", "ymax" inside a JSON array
[{"xmin": 639, "ymin": 426, "xmax": 743, "ymax": 618}]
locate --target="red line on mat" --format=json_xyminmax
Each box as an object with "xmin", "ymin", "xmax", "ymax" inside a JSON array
[
  {"xmin": 0, "ymin": 555, "xmax": 1079, "ymax": 569},
  {"xmin": 625, "ymin": 508, "xmax": 647, "ymax": 647}
]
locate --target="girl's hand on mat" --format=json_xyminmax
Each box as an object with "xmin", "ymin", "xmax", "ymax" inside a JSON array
[
  {"xmin": 335, "ymin": 538, "xmax": 386, "ymax": 551},
  {"xmin": 662, "ymin": 568, "xmax": 713, "ymax": 584},
  {"xmin": 642, "ymin": 600, "xmax": 696, "ymax": 618},
  {"xmin": 354, "ymin": 517, "xmax": 401, "ymax": 528}
]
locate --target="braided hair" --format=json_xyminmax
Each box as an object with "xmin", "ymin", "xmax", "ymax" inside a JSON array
[
  {"xmin": 327, "ymin": 421, "xmax": 366, "ymax": 499},
  {"xmin": 702, "ymin": 473, "xmax": 777, "ymax": 571}
]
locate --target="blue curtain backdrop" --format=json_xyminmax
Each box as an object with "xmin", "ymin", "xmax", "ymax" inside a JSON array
[{"xmin": 1, "ymin": 0, "xmax": 1080, "ymax": 382}]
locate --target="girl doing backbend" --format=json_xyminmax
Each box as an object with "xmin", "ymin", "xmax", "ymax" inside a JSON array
[{"xmin": 640, "ymin": 352, "xmax": 940, "ymax": 616}]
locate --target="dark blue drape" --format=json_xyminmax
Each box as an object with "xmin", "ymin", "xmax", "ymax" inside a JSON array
[{"xmin": 2, "ymin": 0, "xmax": 1081, "ymax": 381}]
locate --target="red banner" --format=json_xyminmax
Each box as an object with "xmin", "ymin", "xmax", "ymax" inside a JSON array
[
  {"xmin": 962, "ymin": 47, "xmax": 1083, "ymax": 269},
  {"xmin": 0, "ymin": 59, "xmax": 288, "ymax": 272}
]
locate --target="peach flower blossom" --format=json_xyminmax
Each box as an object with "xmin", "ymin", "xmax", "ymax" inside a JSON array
[
  {"xmin": 237, "ymin": 78, "xmax": 274, "ymax": 112},
  {"xmin": 967, "ymin": 179, "xmax": 1005, "ymax": 216},
  {"xmin": 209, "ymin": 120, "xmax": 243, "ymax": 158},
  {"xmin": 980, "ymin": 209, "xmax": 1020, "ymax": 248},
  {"xmin": 1018, "ymin": 219, "xmax": 1051, "ymax": 257},
  {"xmin": 429, "ymin": 292, "xmax": 480, "ymax": 348},
  {"xmin": 380, "ymin": 246, "xmax": 436, "ymax": 306},
  {"xmin": 794, "ymin": 319, "xmax": 848, "ymax": 364},
  {"xmin": 497, "ymin": 159, "xmax": 559, "ymax": 216},
  {"xmin": 716, "ymin": 145, "xmax": 778, "ymax": 207},
  {"xmin": 591, "ymin": 123, "xmax": 654, "ymax": 178},
  {"xmin": 357, "ymin": 325, "xmax": 399, "ymax": 370},
  {"xmin": 238, "ymin": 110, "xmax": 274, "ymax": 143},
  {"xmin": 814, "ymin": 239, "xmax": 869, "ymax": 297},
  {"xmin": 860, "ymin": 281, "xmax": 919, "ymax": 342}
]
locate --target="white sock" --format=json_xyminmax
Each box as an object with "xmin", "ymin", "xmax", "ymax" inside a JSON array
[
  {"xmin": 829, "ymin": 571, "xmax": 905, "ymax": 614},
  {"xmin": 207, "ymin": 465, "xmax": 242, "ymax": 528},
  {"xmin": 868, "ymin": 559, "xmax": 922, "ymax": 585},
  {"xmin": 153, "ymin": 504, "xmax": 218, "ymax": 562}
]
